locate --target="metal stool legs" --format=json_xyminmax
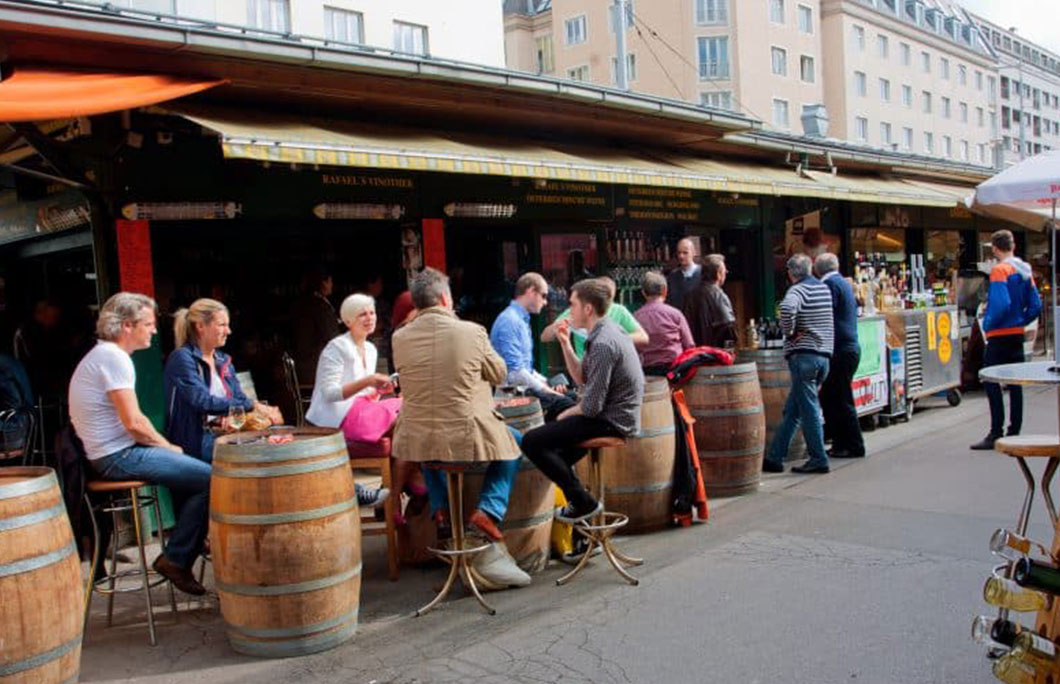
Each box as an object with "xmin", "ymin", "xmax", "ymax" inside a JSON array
[
  {"xmin": 556, "ymin": 449, "xmax": 642, "ymax": 587},
  {"xmin": 415, "ymin": 470, "xmax": 495, "ymax": 616}
]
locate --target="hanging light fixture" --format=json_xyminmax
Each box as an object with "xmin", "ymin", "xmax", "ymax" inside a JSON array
[
  {"xmin": 312, "ymin": 203, "xmax": 406, "ymax": 220},
  {"xmin": 121, "ymin": 202, "xmax": 241, "ymax": 220},
  {"xmin": 442, "ymin": 202, "xmax": 517, "ymax": 218}
]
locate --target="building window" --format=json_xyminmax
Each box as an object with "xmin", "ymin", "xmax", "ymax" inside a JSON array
[
  {"xmin": 797, "ymin": 4, "xmax": 812, "ymax": 33},
  {"xmin": 942, "ymin": 96, "xmax": 951, "ymax": 119},
  {"xmin": 565, "ymin": 15, "xmax": 587, "ymax": 45},
  {"xmin": 879, "ymin": 78, "xmax": 891, "ymax": 102},
  {"xmin": 976, "ymin": 70, "xmax": 983, "ymax": 90},
  {"xmin": 901, "ymin": 84, "xmax": 912, "ymax": 107},
  {"xmin": 770, "ymin": 0, "xmax": 785, "ymax": 24},
  {"xmin": 924, "ymin": 132, "xmax": 935, "ymax": 154},
  {"xmin": 324, "ymin": 7, "xmax": 363, "ymax": 43},
  {"xmin": 771, "ymin": 46, "xmax": 787, "ymax": 76},
  {"xmin": 976, "ymin": 106, "xmax": 984, "ymax": 127},
  {"xmin": 960, "ymin": 140, "xmax": 968, "ymax": 161},
  {"xmin": 976, "ymin": 143, "xmax": 985, "ymax": 163},
  {"xmin": 880, "ymin": 121, "xmax": 892, "ymax": 145},
  {"xmin": 943, "ymin": 135, "xmax": 952, "ymax": 157},
  {"xmin": 902, "ymin": 126, "xmax": 913, "ymax": 150},
  {"xmin": 900, "ymin": 42, "xmax": 910, "ymax": 66},
  {"xmin": 568, "ymin": 65, "xmax": 590, "ymax": 81},
  {"xmin": 696, "ymin": 0, "xmax": 728, "ymax": 25},
  {"xmin": 698, "ymin": 36, "xmax": 730, "ymax": 79},
  {"xmin": 247, "ymin": 0, "xmax": 289, "ymax": 32},
  {"xmin": 772, "ymin": 98, "xmax": 790, "ymax": 128},
  {"xmin": 800, "ymin": 55, "xmax": 815, "ymax": 83},
  {"xmin": 535, "ymin": 35, "xmax": 554, "ymax": 74},
  {"xmin": 958, "ymin": 64, "xmax": 967, "ymax": 86},
  {"xmin": 853, "ymin": 25, "xmax": 865, "ymax": 51},
  {"xmin": 701, "ymin": 91, "xmax": 734, "ymax": 110},
  {"xmin": 922, "ymin": 91, "xmax": 932, "ymax": 113},
  {"xmin": 854, "ymin": 71, "xmax": 867, "ymax": 97},
  {"xmin": 855, "ymin": 116, "xmax": 868, "ymax": 141},
  {"xmin": 609, "ymin": 0, "xmax": 634, "ymax": 32},
  {"xmin": 959, "ymin": 102, "xmax": 967, "ymax": 123},
  {"xmin": 989, "ymin": 76, "xmax": 997, "ymax": 105},
  {"xmin": 1001, "ymin": 106, "xmax": 1010, "ymax": 129},
  {"xmin": 611, "ymin": 54, "xmax": 637, "ymax": 83},
  {"xmin": 921, "ymin": 51, "xmax": 931, "ymax": 73},
  {"xmin": 877, "ymin": 34, "xmax": 889, "ymax": 59},
  {"xmin": 393, "ymin": 21, "xmax": 428, "ymax": 55},
  {"xmin": 940, "ymin": 57, "xmax": 949, "ymax": 80}
]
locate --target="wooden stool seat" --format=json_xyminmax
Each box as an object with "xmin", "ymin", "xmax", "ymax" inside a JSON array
[
  {"xmin": 578, "ymin": 437, "xmax": 626, "ymax": 449},
  {"xmin": 994, "ymin": 435, "xmax": 1060, "ymax": 458},
  {"xmin": 556, "ymin": 441, "xmax": 642, "ymax": 587},
  {"xmin": 86, "ymin": 479, "xmax": 149, "ymax": 492},
  {"xmin": 346, "ymin": 440, "xmax": 399, "ymax": 581},
  {"xmin": 415, "ymin": 461, "xmax": 496, "ymax": 617}
]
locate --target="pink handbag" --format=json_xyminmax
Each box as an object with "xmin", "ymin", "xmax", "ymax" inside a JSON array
[{"xmin": 340, "ymin": 394, "xmax": 402, "ymax": 444}]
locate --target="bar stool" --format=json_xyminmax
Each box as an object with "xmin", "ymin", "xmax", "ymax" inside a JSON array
[
  {"xmin": 347, "ymin": 438, "xmax": 399, "ymax": 581},
  {"xmin": 557, "ymin": 437, "xmax": 644, "ymax": 587},
  {"xmin": 415, "ymin": 462, "xmax": 495, "ymax": 617},
  {"xmin": 83, "ymin": 480, "xmax": 177, "ymax": 646}
]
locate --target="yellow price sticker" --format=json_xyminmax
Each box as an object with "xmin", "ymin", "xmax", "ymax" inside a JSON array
[
  {"xmin": 926, "ymin": 311, "xmax": 937, "ymax": 351},
  {"xmin": 937, "ymin": 312, "xmax": 951, "ymax": 340},
  {"xmin": 939, "ymin": 337, "xmax": 952, "ymax": 364}
]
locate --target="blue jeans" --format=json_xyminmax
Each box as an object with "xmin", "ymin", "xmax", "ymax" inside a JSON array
[
  {"xmin": 91, "ymin": 445, "xmax": 212, "ymax": 569},
  {"xmin": 422, "ymin": 427, "xmax": 522, "ymax": 522},
  {"xmin": 766, "ymin": 354, "xmax": 831, "ymax": 469}
]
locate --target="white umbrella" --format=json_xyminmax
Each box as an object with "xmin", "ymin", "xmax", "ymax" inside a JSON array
[{"xmin": 968, "ymin": 150, "xmax": 1060, "ymax": 362}]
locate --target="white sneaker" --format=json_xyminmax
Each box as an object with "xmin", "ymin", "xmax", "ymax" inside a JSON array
[{"xmin": 472, "ymin": 542, "xmax": 531, "ymax": 588}]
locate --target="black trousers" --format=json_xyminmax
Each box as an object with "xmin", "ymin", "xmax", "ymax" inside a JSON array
[
  {"xmin": 820, "ymin": 348, "xmax": 865, "ymax": 455},
  {"xmin": 984, "ymin": 334, "xmax": 1024, "ymax": 437},
  {"xmin": 521, "ymin": 415, "xmax": 623, "ymax": 509},
  {"xmin": 526, "ymin": 387, "xmax": 578, "ymax": 422}
]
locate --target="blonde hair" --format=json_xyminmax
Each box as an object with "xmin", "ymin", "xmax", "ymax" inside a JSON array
[
  {"xmin": 174, "ymin": 298, "xmax": 228, "ymax": 348},
  {"xmin": 340, "ymin": 293, "xmax": 375, "ymax": 328}
]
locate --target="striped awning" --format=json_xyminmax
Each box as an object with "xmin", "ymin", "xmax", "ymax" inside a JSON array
[{"xmin": 171, "ymin": 106, "xmax": 970, "ymax": 208}]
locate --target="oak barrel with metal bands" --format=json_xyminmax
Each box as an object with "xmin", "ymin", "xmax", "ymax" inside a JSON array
[
  {"xmin": 574, "ymin": 378, "xmax": 677, "ymax": 532},
  {"xmin": 211, "ymin": 428, "xmax": 361, "ymax": 658},
  {"xmin": 0, "ymin": 467, "xmax": 83, "ymax": 684},
  {"xmin": 738, "ymin": 349, "xmax": 807, "ymax": 461},
  {"xmin": 684, "ymin": 363, "xmax": 766, "ymax": 497},
  {"xmin": 462, "ymin": 397, "xmax": 553, "ymax": 573}
]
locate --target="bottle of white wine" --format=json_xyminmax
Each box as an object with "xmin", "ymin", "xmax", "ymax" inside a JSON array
[
  {"xmin": 1010, "ymin": 631, "xmax": 1060, "ymax": 670},
  {"xmin": 991, "ymin": 528, "xmax": 1053, "ymax": 563},
  {"xmin": 983, "ymin": 574, "xmax": 1049, "ymax": 612},
  {"xmin": 992, "ymin": 653, "xmax": 1037, "ymax": 684},
  {"xmin": 972, "ymin": 615, "xmax": 1024, "ymax": 649}
]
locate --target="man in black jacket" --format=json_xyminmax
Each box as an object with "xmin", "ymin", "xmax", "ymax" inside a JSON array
[
  {"xmin": 292, "ymin": 267, "xmax": 341, "ymax": 384},
  {"xmin": 814, "ymin": 253, "xmax": 865, "ymax": 458},
  {"xmin": 665, "ymin": 238, "xmax": 702, "ymax": 311},
  {"xmin": 682, "ymin": 254, "xmax": 737, "ymax": 348}
]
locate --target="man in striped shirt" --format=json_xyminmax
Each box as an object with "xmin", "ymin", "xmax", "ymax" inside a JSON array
[{"xmin": 762, "ymin": 254, "xmax": 834, "ymax": 475}]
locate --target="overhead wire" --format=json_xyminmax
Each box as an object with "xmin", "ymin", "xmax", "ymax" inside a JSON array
[{"xmin": 631, "ymin": 22, "xmax": 686, "ymax": 100}]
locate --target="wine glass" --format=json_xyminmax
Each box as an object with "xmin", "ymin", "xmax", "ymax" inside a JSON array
[
  {"xmin": 514, "ymin": 383, "xmax": 528, "ymax": 397},
  {"xmin": 228, "ymin": 405, "xmax": 246, "ymax": 432}
]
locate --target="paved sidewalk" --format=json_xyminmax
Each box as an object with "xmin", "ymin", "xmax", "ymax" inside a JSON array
[{"xmin": 79, "ymin": 387, "xmax": 1056, "ymax": 683}]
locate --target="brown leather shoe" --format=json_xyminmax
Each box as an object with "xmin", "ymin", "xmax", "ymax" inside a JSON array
[
  {"xmin": 469, "ymin": 509, "xmax": 504, "ymax": 542},
  {"xmin": 152, "ymin": 554, "xmax": 206, "ymax": 596}
]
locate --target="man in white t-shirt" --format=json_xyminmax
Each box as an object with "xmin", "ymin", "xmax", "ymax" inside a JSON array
[{"xmin": 69, "ymin": 292, "xmax": 211, "ymax": 595}]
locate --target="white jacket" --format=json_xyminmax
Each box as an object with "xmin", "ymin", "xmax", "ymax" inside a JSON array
[{"xmin": 305, "ymin": 334, "xmax": 378, "ymax": 428}]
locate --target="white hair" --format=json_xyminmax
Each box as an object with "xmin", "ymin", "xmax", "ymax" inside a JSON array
[
  {"xmin": 96, "ymin": 292, "xmax": 156, "ymax": 341},
  {"xmin": 339, "ymin": 293, "xmax": 375, "ymax": 328}
]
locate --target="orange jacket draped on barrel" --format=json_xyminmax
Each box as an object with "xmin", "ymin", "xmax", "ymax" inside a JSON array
[{"xmin": 391, "ymin": 306, "xmax": 520, "ymax": 463}]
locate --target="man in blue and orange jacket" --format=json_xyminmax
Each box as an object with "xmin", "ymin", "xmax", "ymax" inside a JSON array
[{"xmin": 971, "ymin": 230, "xmax": 1042, "ymax": 450}]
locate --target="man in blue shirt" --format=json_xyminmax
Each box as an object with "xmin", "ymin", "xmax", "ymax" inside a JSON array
[
  {"xmin": 490, "ymin": 272, "xmax": 573, "ymax": 419},
  {"xmin": 814, "ymin": 253, "xmax": 865, "ymax": 459}
]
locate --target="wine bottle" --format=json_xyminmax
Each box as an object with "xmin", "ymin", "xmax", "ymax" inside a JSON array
[
  {"xmin": 991, "ymin": 528, "xmax": 1053, "ymax": 563},
  {"xmin": 1014, "ymin": 557, "xmax": 1060, "ymax": 595},
  {"xmin": 983, "ymin": 575, "xmax": 1048, "ymax": 612},
  {"xmin": 972, "ymin": 615, "xmax": 1025, "ymax": 649},
  {"xmin": 993, "ymin": 653, "xmax": 1037, "ymax": 684},
  {"xmin": 1011, "ymin": 631, "xmax": 1060, "ymax": 670}
]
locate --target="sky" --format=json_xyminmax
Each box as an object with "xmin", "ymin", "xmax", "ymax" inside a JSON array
[{"xmin": 957, "ymin": 0, "xmax": 1060, "ymax": 56}]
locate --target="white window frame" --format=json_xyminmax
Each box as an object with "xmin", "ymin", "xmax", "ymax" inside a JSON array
[
  {"xmin": 772, "ymin": 98, "xmax": 790, "ymax": 128},
  {"xmin": 393, "ymin": 20, "xmax": 429, "ymax": 55},
  {"xmin": 921, "ymin": 51, "xmax": 931, "ymax": 73},
  {"xmin": 695, "ymin": 0, "xmax": 728, "ymax": 25},
  {"xmin": 800, "ymin": 55, "xmax": 815, "ymax": 83},
  {"xmin": 853, "ymin": 25, "xmax": 865, "ymax": 51},
  {"xmin": 567, "ymin": 64, "xmax": 590, "ymax": 81},
  {"xmin": 901, "ymin": 84, "xmax": 912, "ymax": 107},
  {"xmin": 701, "ymin": 91, "xmax": 733, "ymax": 110},
  {"xmin": 942, "ymin": 96, "xmax": 951, "ymax": 119},
  {"xmin": 609, "ymin": 0, "xmax": 635, "ymax": 33},
  {"xmin": 771, "ymin": 46, "xmax": 788, "ymax": 76},
  {"xmin": 879, "ymin": 78, "xmax": 891, "ymax": 102},
  {"xmin": 698, "ymin": 36, "xmax": 731, "ymax": 80},
  {"xmin": 565, "ymin": 14, "xmax": 588, "ymax": 45},
  {"xmin": 900, "ymin": 42, "xmax": 910, "ymax": 66},
  {"xmin": 958, "ymin": 64, "xmax": 967, "ymax": 86},
  {"xmin": 924, "ymin": 131, "xmax": 934, "ymax": 154},
  {"xmin": 854, "ymin": 71, "xmax": 867, "ymax": 97},
  {"xmin": 877, "ymin": 34, "xmax": 889, "ymax": 59},
  {"xmin": 323, "ymin": 6, "xmax": 363, "ymax": 44},
  {"xmin": 880, "ymin": 121, "xmax": 892, "ymax": 145},
  {"xmin": 855, "ymin": 116, "xmax": 869, "ymax": 142},
  {"xmin": 797, "ymin": 4, "xmax": 812, "ymax": 33},
  {"xmin": 959, "ymin": 101, "xmax": 968, "ymax": 123},
  {"xmin": 770, "ymin": 0, "xmax": 785, "ymax": 24},
  {"xmin": 943, "ymin": 135, "xmax": 952, "ymax": 157},
  {"xmin": 247, "ymin": 0, "xmax": 289, "ymax": 33},
  {"xmin": 940, "ymin": 57, "xmax": 950, "ymax": 80},
  {"xmin": 902, "ymin": 126, "xmax": 913, "ymax": 150},
  {"xmin": 611, "ymin": 54, "xmax": 637, "ymax": 83},
  {"xmin": 922, "ymin": 91, "xmax": 932, "ymax": 114}
]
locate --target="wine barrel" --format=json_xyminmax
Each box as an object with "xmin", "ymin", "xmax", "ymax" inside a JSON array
[
  {"xmin": 463, "ymin": 397, "xmax": 553, "ymax": 573},
  {"xmin": 738, "ymin": 349, "xmax": 806, "ymax": 461},
  {"xmin": 0, "ymin": 467, "xmax": 83, "ymax": 684},
  {"xmin": 684, "ymin": 363, "xmax": 766, "ymax": 497},
  {"xmin": 575, "ymin": 378, "xmax": 676, "ymax": 532},
  {"xmin": 211, "ymin": 428, "xmax": 361, "ymax": 658}
]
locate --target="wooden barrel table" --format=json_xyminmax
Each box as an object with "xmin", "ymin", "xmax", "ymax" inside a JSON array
[
  {"xmin": 684, "ymin": 363, "xmax": 766, "ymax": 497},
  {"xmin": 574, "ymin": 378, "xmax": 677, "ymax": 532},
  {"xmin": 0, "ymin": 467, "xmax": 83, "ymax": 684},
  {"xmin": 738, "ymin": 349, "xmax": 807, "ymax": 461},
  {"xmin": 211, "ymin": 428, "xmax": 361, "ymax": 658},
  {"xmin": 462, "ymin": 397, "xmax": 554, "ymax": 573}
]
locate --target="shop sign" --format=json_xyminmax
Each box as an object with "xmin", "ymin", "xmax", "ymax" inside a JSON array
[
  {"xmin": 618, "ymin": 186, "xmax": 759, "ymax": 225},
  {"xmin": 854, "ymin": 317, "xmax": 889, "ymax": 415},
  {"xmin": 430, "ymin": 177, "xmax": 613, "ymax": 221}
]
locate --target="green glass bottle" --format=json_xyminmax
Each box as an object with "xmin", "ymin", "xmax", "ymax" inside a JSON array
[{"xmin": 1014, "ymin": 557, "xmax": 1060, "ymax": 595}]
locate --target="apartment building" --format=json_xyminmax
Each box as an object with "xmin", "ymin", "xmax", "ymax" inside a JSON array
[
  {"xmin": 101, "ymin": 0, "xmax": 505, "ymax": 66},
  {"xmin": 504, "ymin": 0, "xmax": 826, "ymax": 133},
  {"xmin": 971, "ymin": 15, "xmax": 1060, "ymax": 166}
]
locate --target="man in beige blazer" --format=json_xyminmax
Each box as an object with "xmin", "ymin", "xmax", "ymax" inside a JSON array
[{"xmin": 392, "ymin": 267, "xmax": 529, "ymax": 586}]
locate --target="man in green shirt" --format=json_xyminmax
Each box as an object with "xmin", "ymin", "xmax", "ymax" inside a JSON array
[{"xmin": 542, "ymin": 277, "xmax": 648, "ymax": 384}]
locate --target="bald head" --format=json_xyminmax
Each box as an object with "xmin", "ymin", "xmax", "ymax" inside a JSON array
[{"xmin": 676, "ymin": 238, "xmax": 697, "ymax": 268}]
